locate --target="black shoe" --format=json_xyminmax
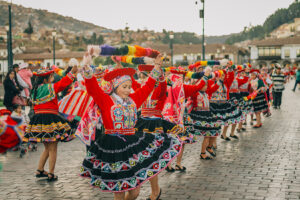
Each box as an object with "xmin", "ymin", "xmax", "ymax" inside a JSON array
[
  {"xmin": 206, "ymin": 147, "xmax": 216, "ymax": 157},
  {"xmin": 36, "ymin": 170, "xmax": 48, "ymax": 178},
  {"xmin": 236, "ymin": 129, "xmax": 241, "ymax": 133},
  {"xmin": 165, "ymin": 166, "xmax": 175, "ymax": 172},
  {"xmin": 241, "ymin": 127, "xmax": 246, "ymax": 131},
  {"xmin": 243, "ymin": 122, "xmax": 247, "ymax": 125},
  {"xmin": 230, "ymin": 135, "xmax": 239, "ymax": 139},
  {"xmin": 47, "ymin": 173, "xmax": 58, "ymax": 182},
  {"xmin": 146, "ymin": 188, "xmax": 162, "ymax": 200},
  {"xmin": 221, "ymin": 135, "xmax": 231, "ymax": 141},
  {"xmin": 273, "ymin": 106, "xmax": 277, "ymax": 109},
  {"xmin": 200, "ymin": 153, "xmax": 212, "ymax": 160},
  {"xmin": 175, "ymin": 165, "xmax": 186, "ymax": 172},
  {"xmin": 278, "ymin": 106, "xmax": 281, "ymax": 109}
]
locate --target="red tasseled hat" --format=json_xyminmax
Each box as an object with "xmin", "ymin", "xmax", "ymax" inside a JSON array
[
  {"xmin": 33, "ymin": 67, "xmax": 54, "ymax": 77},
  {"xmin": 104, "ymin": 68, "xmax": 136, "ymax": 82},
  {"xmin": 138, "ymin": 65, "xmax": 154, "ymax": 72},
  {"xmin": 250, "ymin": 69, "xmax": 260, "ymax": 74}
]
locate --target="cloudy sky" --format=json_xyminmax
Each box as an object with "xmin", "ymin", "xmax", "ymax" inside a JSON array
[{"xmin": 11, "ymin": 0, "xmax": 295, "ymax": 36}]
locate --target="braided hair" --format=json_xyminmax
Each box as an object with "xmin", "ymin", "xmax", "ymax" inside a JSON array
[{"xmin": 31, "ymin": 74, "xmax": 51, "ymax": 101}]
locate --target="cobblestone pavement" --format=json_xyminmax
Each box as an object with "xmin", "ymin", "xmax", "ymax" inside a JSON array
[{"xmin": 1, "ymin": 83, "xmax": 300, "ymax": 200}]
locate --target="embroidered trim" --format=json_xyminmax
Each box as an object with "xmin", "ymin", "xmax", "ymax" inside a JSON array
[{"xmin": 33, "ymin": 84, "xmax": 56, "ymax": 105}]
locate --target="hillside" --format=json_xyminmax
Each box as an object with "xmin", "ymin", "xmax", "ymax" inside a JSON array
[
  {"xmin": 0, "ymin": 0, "xmax": 231, "ymax": 46},
  {"xmin": 0, "ymin": 0, "xmax": 106, "ymax": 35},
  {"xmin": 225, "ymin": 1, "xmax": 300, "ymax": 44}
]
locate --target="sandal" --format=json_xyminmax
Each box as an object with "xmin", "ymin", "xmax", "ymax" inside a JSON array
[
  {"xmin": 221, "ymin": 135, "xmax": 231, "ymax": 141},
  {"xmin": 47, "ymin": 173, "xmax": 58, "ymax": 182},
  {"xmin": 175, "ymin": 165, "xmax": 186, "ymax": 172},
  {"xmin": 36, "ymin": 170, "xmax": 48, "ymax": 178},
  {"xmin": 230, "ymin": 135, "xmax": 239, "ymax": 139},
  {"xmin": 200, "ymin": 153, "xmax": 212, "ymax": 160},
  {"xmin": 165, "ymin": 166, "xmax": 175, "ymax": 172},
  {"xmin": 253, "ymin": 123, "xmax": 262, "ymax": 128},
  {"xmin": 146, "ymin": 188, "xmax": 162, "ymax": 200},
  {"xmin": 206, "ymin": 146, "xmax": 216, "ymax": 157}
]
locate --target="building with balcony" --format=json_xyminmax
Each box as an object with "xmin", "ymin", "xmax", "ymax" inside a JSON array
[{"xmin": 249, "ymin": 36, "xmax": 300, "ymax": 68}]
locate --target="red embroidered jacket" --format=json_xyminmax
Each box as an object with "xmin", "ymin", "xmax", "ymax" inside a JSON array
[
  {"xmin": 131, "ymin": 77, "xmax": 167, "ymax": 118},
  {"xmin": 190, "ymin": 79, "xmax": 219, "ymax": 109},
  {"xmin": 33, "ymin": 74, "xmax": 74, "ymax": 114},
  {"xmin": 85, "ymin": 75, "xmax": 157, "ymax": 134}
]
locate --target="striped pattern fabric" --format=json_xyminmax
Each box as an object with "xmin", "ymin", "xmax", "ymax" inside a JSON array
[
  {"xmin": 58, "ymin": 89, "xmax": 93, "ymax": 118},
  {"xmin": 271, "ymin": 73, "xmax": 285, "ymax": 92}
]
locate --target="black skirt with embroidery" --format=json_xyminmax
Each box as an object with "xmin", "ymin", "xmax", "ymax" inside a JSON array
[
  {"xmin": 252, "ymin": 92, "xmax": 269, "ymax": 113},
  {"xmin": 80, "ymin": 128, "xmax": 182, "ymax": 193},
  {"xmin": 24, "ymin": 113, "xmax": 75, "ymax": 143}
]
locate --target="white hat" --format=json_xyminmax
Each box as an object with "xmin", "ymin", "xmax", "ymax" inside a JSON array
[
  {"xmin": 68, "ymin": 58, "xmax": 79, "ymax": 67},
  {"xmin": 19, "ymin": 63, "xmax": 28, "ymax": 69}
]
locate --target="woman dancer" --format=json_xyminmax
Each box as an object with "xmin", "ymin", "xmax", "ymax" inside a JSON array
[
  {"xmin": 81, "ymin": 54, "xmax": 182, "ymax": 200},
  {"xmin": 23, "ymin": 66, "xmax": 77, "ymax": 181}
]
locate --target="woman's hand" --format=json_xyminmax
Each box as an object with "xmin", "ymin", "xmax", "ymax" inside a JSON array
[
  {"xmin": 111, "ymin": 56, "xmax": 123, "ymax": 69},
  {"xmin": 71, "ymin": 65, "xmax": 78, "ymax": 74},
  {"xmin": 153, "ymin": 54, "xmax": 163, "ymax": 72}
]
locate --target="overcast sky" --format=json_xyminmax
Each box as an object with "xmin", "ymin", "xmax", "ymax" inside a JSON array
[{"xmin": 11, "ymin": 0, "xmax": 295, "ymax": 36}]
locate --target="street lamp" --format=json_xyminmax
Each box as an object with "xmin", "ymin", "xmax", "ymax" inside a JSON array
[
  {"xmin": 5, "ymin": 25, "xmax": 10, "ymax": 70},
  {"xmin": 6, "ymin": 1, "xmax": 13, "ymax": 69},
  {"xmin": 52, "ymin": 29, "xmax": 56, "ymax": 66},
  {"xmin": 198, "ymin": 0, "xmax": 205, "ymax": 60},
  {"xmin": 169, "ymin": 33, "xmax": 174, "ymax": 65}
]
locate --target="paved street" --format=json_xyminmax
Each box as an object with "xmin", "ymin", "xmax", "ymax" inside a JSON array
[{"xmin": 1, "ymin": 82, "xmax": 300, "ymax": 200}]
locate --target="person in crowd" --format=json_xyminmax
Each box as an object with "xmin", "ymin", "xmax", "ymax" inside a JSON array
[{"xmin": 271, "ymin": 64, "xmax": 286, "ymax": 109}]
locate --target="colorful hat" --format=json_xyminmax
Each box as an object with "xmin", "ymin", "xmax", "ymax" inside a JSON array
[
  {"xmin": 275, "ymin": 63, "xmax": 282, "ymax": 69},
  {"xmin": 250, "ymin": 69, "xmax": 260, "ymax": 75},
  {"xmin": 33, "ymin": 67, "xmax": 54, "ymax": 77},
  {"xmin": 104, "ymin": 68, "xmax": 136, "ymax": 89},
  {"xmin": 138, "ymin": 65, "xmax": 154, "ymax": 72},
  {"xmin": 236, "ymin": 65, "xmax": 244, "ymax": 72}
]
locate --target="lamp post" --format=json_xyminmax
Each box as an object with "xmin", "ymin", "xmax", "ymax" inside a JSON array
[
  {"xmin": 6, "ymin": 1, "xmax": 13, "ymax": 69},
  {"xmin": 169, "ymin": 33, "xmax": 174, "ymax": 65},
  {"xmin": 199, "ymin": 0, "xmax": 205, "ymax": 60},
  {"xmin": 52, "ymin": 30, "xmax": 56, "ymax": 66},
  {"xmin": 5, "ymin": 25, "xmax": 10, "ymax": 71}
]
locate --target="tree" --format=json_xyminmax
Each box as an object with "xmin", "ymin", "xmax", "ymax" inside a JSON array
[
  {"xmin": 24, "ymin": 21, "xmax": 34, "ymax": 34},
  {"xmin": 97, "ymin": 35, "xmax": 104, "ymax": 44}
]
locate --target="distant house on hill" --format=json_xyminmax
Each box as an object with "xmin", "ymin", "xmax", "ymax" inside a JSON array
[
  {"xmin": 249, "ymin": 36, "xmax": 300, "ymax": 68},
  {"xmin": 270, "ymin": 18, "xmax": 300, "ymax": 39}
]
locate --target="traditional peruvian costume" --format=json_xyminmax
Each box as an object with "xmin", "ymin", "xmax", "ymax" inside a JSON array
[
  {"xmin": 80, "ymin": 67, "xmax": 182, "ymax": 192},
  {"xmin": 23, "ymin": 68, "xmax": 76, "ymax": 143},
  {"xmin": 185, "ymin": 76, "xmax": 222, "ymax": 136}
]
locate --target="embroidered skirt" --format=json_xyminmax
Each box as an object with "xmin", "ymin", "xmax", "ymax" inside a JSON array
[
  {"xmin": 240, "ymin": 92, "xmax": 253, "ymax": 115},
  {"xmin": 210, "ymin": 100, "xmax": 244, "ymax": 126},
  {"xmin": 252, "ymin": 93, "xmax": 269, "ymax": 113},
  {"xmin": 184, "ymin": 110, "xmax": 221, "ymax": 137},
  {"xmin": 23, "ymin": 113, "xmax": 75, "ymax": 143},
  {"xmin": 80, "ymin": 128, "xmax": 182, "ymax": 193}
]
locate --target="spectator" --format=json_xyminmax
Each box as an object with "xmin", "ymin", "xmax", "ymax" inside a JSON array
[
  {"xmin": 18, "ymin": 63, "xmax": 33, "ymax": 102},
  {"xmin": 3, "ymin": 70, "xmax": 21, "ymax": 111},
  {"xmin": 271, "ymin": 64, "xmax": 286, "ymax": 109},
  {"xmin": 292, "ymin": 66, "xmax": 300, "ymax": 92}
]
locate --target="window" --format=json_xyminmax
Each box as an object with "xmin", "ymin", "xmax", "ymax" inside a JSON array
[
  {"xmin": 224, "ymin": 55, "xmax": 229, "ymax": 59},
  {"xmin": 196, "ymin": 54, "xmax": 201, "ymax": 60},
  {"xmin": 284, "ymin": 49, "xmax": 290, "ymax": 58},
  {"xmin": 47, "ymin": 62, "xmax": 50, "ymax": 67},
  {"xmin": 258, "ymin": 47, "xmax": 281, "ymax": 57},
  {"xmin": 297, "ymin": 49, "xmax": 300, "ymax": 58},
  {"xmin": 276, "ymin": 48, "xmax": 281, "ymax": 56},
  {"xmin": 0, "ymin": 64, "xmax": 1, "ymax": 71},
  {"xmin": 183, "ymin": 55, "xmax": 187, "ymax": 61},
  {"xmin": 56, "ymin": 62, "xmax": 60, "ymax": 66},
  {"xmin": 210, "ymin": 55, "xmax": 215, "ymax": 60},
  {"xmin": 270, "ymin": 47, "xmax": 276, "ymax": 56}
]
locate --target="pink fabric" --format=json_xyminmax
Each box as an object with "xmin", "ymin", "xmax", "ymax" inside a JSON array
[{"xmin": 18, "ymin": 69, "xmax": 33, "ymax": 98}]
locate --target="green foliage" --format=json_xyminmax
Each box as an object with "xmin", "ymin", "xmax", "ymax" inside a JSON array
[
  {"xmin": 82, "ymin": 32, "xmax": 104, "ymax": 45},
  {"xmin": 226, "ymin": 2, "xmax": 300, "ymax": 44},
  {"xmin": 162, "ymin": 30, "xmax": 202, "ymax": 44},
  {"xmin": 24, "ymin": 21, "xmax": 34, "ymax": 34}
]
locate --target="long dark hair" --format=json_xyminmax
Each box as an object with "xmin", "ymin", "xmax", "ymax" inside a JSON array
[
  {"xmin": 4, "ymin": 69, "xmax": 15, "ymax": 82},
  {"xmin": 31, "ymin": 74, "xmax": 51, "ymax": 101}
]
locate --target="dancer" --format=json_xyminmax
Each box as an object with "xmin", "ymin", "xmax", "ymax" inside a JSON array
[
  {"xmin": 23, "ymin": 66, "xmax": 78, "ymax": 181},
  {"xmin": 249, "ymin": 69, "xmax": 268, "ymax": 128},
  {"xmin": 81, "ymin": 54, "xmax": 182, "ymax": 200},
  {"xmin": 185, "ymin": 67, "xmax": 221, "ymax": 159}
]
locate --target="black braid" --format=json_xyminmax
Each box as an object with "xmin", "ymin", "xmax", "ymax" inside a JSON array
[{"xmin": 31, "ymin": 74, "xmax": 51, "ymax": 101}]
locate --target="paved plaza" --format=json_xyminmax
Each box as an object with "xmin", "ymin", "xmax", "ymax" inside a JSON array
[{"xmin": 1, "ymin": 83, "xmax": 300, "ymax": 200}]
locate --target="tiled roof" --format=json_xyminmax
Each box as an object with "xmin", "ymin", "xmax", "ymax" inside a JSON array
[
  {"xmin": 249, "ymin": 36, "xmax": 300, "ymax": 46},
  {"xmin": 14, "ymin": 51, "xmax": 85, "ymax": 60}
]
